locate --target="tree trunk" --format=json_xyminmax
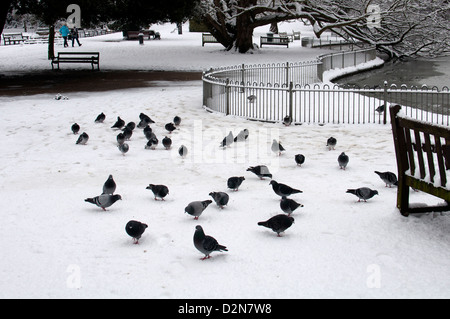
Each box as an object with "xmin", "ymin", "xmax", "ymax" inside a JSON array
[
  {"xmin": 48, "ymin": 25, "xmax": 55, "ymax": 60},
  {"xmin": 0, "ymin": 0, "xmax": 12, "ymax": 36},
  {"xmin": 233, "ymin": 0, "xmax": 257, "ymax": 53}
]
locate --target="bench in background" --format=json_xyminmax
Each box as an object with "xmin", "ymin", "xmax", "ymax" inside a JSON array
[
  {"xmin": 260, "ymin": 36, "xmax": 289, "ymax": 48},
  {"xmin": 2, "ymin": 32, "xmax": 29, "ymax": 45},
  {"xmin": 390, "ymin": 104, "xmax": 450, "ymax": 216},
  {"xmin": 51, "ymin": 52, "xmax": 100, "ymax": 70},
  {"xmin": 202, "ymin": 33, "xmax": 220, "ymax": 46}
]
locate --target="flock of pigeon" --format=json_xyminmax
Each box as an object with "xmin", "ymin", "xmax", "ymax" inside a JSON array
[{"xmin": 72, "ymin": 112, "xmax": 398, "ymax": 260}]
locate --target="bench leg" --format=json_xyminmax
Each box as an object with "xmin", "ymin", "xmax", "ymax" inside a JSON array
[{"xmin": 397, "ymin": 179, "xmax": 410, "ymax": 217}]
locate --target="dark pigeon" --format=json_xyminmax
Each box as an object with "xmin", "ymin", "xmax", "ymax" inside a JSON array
[
  {"xmin": 139, "ymin": 113, "xmax": 155, "ymax": 124},
  {"xmin": 178, "ymin": 145, "xmax": 188, "ymax": 158},
  {"xmin": 374, "ymin": 171, "xmax": 398, "ymax": 187},
  {"xmin": 162, "ymin": 136, "xmax": 172, "ymax": 150},
  {"xmin": 165, "ymin": 122, "xmax": 176, "ymax": 134},
  {"xmin": 295, "ymin": 154, "xmax": 305, "ymax": 166},
  {"xmin": 283, "ymin": 115, "xmax": 292, "ymax": 126},
  {"xmin": 346, "ymin": 187, "xmax": 379, "ymax": 202},
  {"xmin": 193, "ymin": 225, "xmax": 228, "ymax": 260},
  {"xmin": 124, "ymin": 122, "xmax": 136, "ymax": 131},
  {"xmin": 280, "ymin": 196, "xmax": 303, "ymax": 216},
  {"xmin": 209, "ymin": 192, "xmax": 229, "ymax": 209},
  {"xmin": 85, "ymin": 193, "xmax": 122, "ymax": 211},
  {"xmin": 247, "ymin": 165, "xmax": 272, "ymax": 180},
  {"xmin": 71, "ymin": 123, "xmax": 80, "ymax": 135},
  {"xmin": 103, "ymin": 174, "xmax": 116, "ymax": 195},
  {"xmin": 173, "ymin": 116, "xmax": 181, "ymax": 126},
  {"xmin": 227, "ymin": 176, "xmax": 245, "ymax": 191},
  {"xmin": 185, "ymin": 200, "xmax": 212, "ymax": 219},
  {"xmin": 269, "ymin": 180, "xmax": 302, "ymax": 198},
  {"xmin": 338, "ymin": 152, "xmax": 349, "ymax": 170},
  {"xmin": 94, "ymin": 112, "xmax": 106, "ymax": 123},
  {"xmin": 327, "ymin": 137, "xmax": 337, "ymax": 150},
  {"xmin": 122, "ymin": 127, "xmax": 133, "ymax": 140},
  {"xmin": 117, "ymin": 132, "xmax": 125, "ymax": 145},
  {"xmin": 258, "ymin": 214, "xmax": 295, "ymax": 237},
  {"xmin": 111, "ymin": 116, "xmax": 125, "ymax": 130},
  {"xmin": 76, "ymin": 132, "xmax": 89, "ymax": 145},
  {"xmin": 146, "ymin": 184, "xmax": 169, "ymax": 200},
  {"xmin": 125, "ymin": 220, "xmax": 148, "ymax": 244},
  {"xmin": 118, "ymin": 143, "xmax": 129, "ymax": 155},
  {"xmin": 145, "ymin": 136, "xmax": 158, "ymax": 150}
]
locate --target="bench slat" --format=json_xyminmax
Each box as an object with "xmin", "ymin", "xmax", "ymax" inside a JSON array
[{"xmin": 434, "ymin": 136, "xmax": 447, "ymax": 187}]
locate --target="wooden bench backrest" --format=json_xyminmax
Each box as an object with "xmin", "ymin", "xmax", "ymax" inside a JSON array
[
  {"xmin": 58, "ymin": 52, "xmax": 99, "ymax": 58},
  {"xmin": 390, "ymin": 104, "xmax": 450, "ymax": 189}
]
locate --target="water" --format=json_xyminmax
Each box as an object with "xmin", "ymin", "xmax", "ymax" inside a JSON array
[{"xmin": 336, "ymin": 57, "xmax": 450, "ymax": 88}]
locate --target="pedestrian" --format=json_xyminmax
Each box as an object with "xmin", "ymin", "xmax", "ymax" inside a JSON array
[
  {"xmin": 71, "ymin": 27, "xmax": 82, "ymax": 47},
  {"xmin": 59, "ymin": 23, "xmax": 70, "ymax": 48}
]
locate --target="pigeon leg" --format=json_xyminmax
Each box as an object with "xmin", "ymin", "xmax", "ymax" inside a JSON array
[
  {"xmin": 194, "ymin": 216, "xmax": 199, "ymax": 220},
  {"xmin": 102, "ymin": 207, "xmax": 106, "ymax": 211},
  {"xmin": 201, "ymin": 255, "xmax": 211, "ymax": 260}
]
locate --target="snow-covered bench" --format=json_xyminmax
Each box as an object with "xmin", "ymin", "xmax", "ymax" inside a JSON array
[
  {"xmin": 390, "ymin": 104, "xmax": 450, "ymax": 216},
  {"xmin": 260, "ymin": 36, "xmax": 289, "ymax": 48},
  {"xmin": 202, "ymin": 33, "xmax": 219, "ymax": 46},
  {"xmin": 51, "ymin": 52, "xmax": 100, "ymax": 70},
  {"xmin": 2, "ymin": 32, "xmax": 29, "ymax": 45}
]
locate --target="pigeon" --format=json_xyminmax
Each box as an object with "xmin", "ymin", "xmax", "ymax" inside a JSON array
[
  {"xmin": 220, "ymin": 131, "xmax": 234, "ymax": 148},
  {"xmin": 144, "ymin": 129, "xmax": 155, "ymax": 141},
  {"xmin": 247, "ymin": 165, "xmax": 272, "ymax": 180},
  {"xmin": 145, "ymin": 136, "xmax": 158, "ymax": 150},
  {"xmin": 271, "ymin": 139, "xmax": 285, "ymax": 156},
  {"xmin": 118, "ymin": 143, "xmax": 129, "ymax": 155},
  {"xmin": 374, "ymin": 171, "xmax": 398, "ymax": 187},
  {"xmin": 283, "ymin": 115, "xmax": 292, "ymax": 126},
  {"xmin": 258, "ymin": 214, "xmax": 295, "ymax": 237},
  {"xmin": 111, "ymin": 116, "xmax": 125, "ymax": 130},
  {"xmin": 247, "ymin": 95, "xmax": 257, "ymax": 103},
  {"xmin": 76, "ymin": 132, "xmax": 89, "ymax": 145},
  {"xmin": 234, "ymin": 129, "xmax": 249, "ymax": 142},
  {"xmin": 173, "ymin": 116, "xmax": 181, "ymax": 126},
  {"xmin": 124, "ymin": 122, "xmax": 136, "ymax": 131},
  {"xmin": 94, "ymin": 112, "xmax": 106, "ymax": 123},
  {"xmin": 269, "ymin": 180, "xmax": 302, "ymax": 198},
  {"xmin": 209, "ymin": 192, "xmax": 229, "ymax": 209},
  {"xmin": 71, "ymin": 123, "xmax": 80, "ymax": 134},
  {"xmin": 178, "ymin": 145, "xmax": 188, "ymax": 158},
  {"xmin": 375, "ymin": 104, "xmax": 385, "ymax": 114},
  {"xmin": 102, "ymin": 175, "xmax": 116, "ymax": 195},
  {"xmin": 122, "ymin": 127, "xmax": 133, "ymax": 140},
  {"xmin": 165, "ymin": 122, "xmax": 176, "ymax": 134},
  {"xmin": 327, "ymin": 137, "xmax": 337, "ymax": 150},
  {"xmin": 162, "ymin": 136, "xmax": 172, "ymax": 150},
  {"xmin": 193, "ymin": 225, "xmax": 228, "ymax": 260},
  {"xmin": 185, "ymin": 200, "xmax": 212, "ymax": 219},
  {"xmin": 346, "ymin": 187, "xmax": 379, "ymax": 202},
  {"xmin": 139, "ymin": 112, "xmax": 155, "ymax": 124},
  {"xmin": 280, "ymin": 196, "xmax": 303, "ymax": 216},
  {"xmin": 295, "ymin": 154, "xmax": 305, "ymax": 166},
  {"xmin": 146, "ymin": 184, "xmax": 169, "ymax": 200},
  {"xmin": 125, "ymin": 220, "xmax": 148, "ymax": 244},
  {"xmin": 85, "ymin": 193, "xmax": 122, "ymax": 211},
  {"xmin": 116, "ymin": 132, "xmax": 125, "ymax": 145},
  {"xmin": 137, "ymin": 118, "xmax": 151, "ymax": 129},
  {"xmin": 338, "ymin": 152, "xmax": 349, "ymax": 170},
  {"xmin": 227, "ymin": 176, "xmax": 245, "ymax": 191}
]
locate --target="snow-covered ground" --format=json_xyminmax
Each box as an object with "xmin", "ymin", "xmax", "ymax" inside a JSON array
[{"xmin": 0, "ymin": 22, "xmax": 449, "ymax": 299}]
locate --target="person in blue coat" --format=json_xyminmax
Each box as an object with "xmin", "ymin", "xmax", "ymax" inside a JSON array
[{"xmin": 59, "ymin": 23, "xmax": 70, "ymax": 47}]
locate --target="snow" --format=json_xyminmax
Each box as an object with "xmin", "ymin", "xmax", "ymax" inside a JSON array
[{"xmin": 0, "ymin": 22, "xmax": 449, "ymax": 299}]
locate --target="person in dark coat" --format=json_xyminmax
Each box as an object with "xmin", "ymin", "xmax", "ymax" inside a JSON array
[{"xmin": 71, "ymin": 27, "xmax": 82, "ymax": 47}]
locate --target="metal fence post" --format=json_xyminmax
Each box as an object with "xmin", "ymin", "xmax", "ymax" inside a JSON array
[
  {"xmin": 226, "ymin": 78, "xmax": 230, "ymax": 116},
  {"xmin": 286, "ymin": 61, "xmax": 290, "ymax": 86},
  {"xmin": 289, "ymin": 81, "xmax": 294, "ymax": 120},
  {"xmin": 383, "ymin": 81, "xmax": 388, "ymax": 124}
]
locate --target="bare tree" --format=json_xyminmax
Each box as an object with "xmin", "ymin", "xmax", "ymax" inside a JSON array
[{"xmin": 197, "ymin": 0, "xmax": 450, "ymax": 58}]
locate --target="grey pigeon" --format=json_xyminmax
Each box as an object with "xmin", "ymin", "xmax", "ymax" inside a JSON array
[
  {"xmin": 338, "ymin": 152, "xmax": 349, "ymax": 170},
  {"xmin": 95, "ymin": 112, "xmax": 106, "ymax": 123},
  {"xmin": 144, "ymin": 129, "xmax": 155, "ymax": 141},
  {"xmin": 145, "ymin": 136, "xmax": 158, "ymax": 150},
  {"xmin": 122, "ymin": 127, "xmax": 133, "ymax": 140},
  {"xmin": 258, "ymin": 214, "xmax": 295, "ymax": 237},
  {"xmin": 295, "ymin": 154, "xmax": 305, "ymax": 166},
  {"xmin": 146, "ymin": 184, "xmax": 169, "ymax": 200},
  {"xmin": 227, "ymin": 176, "xmax": 245, "ymax": 191},
  {"xmin": 71, "ymin": 123, "xmax": 80, "ymax": 134},
  {"xmin": 374, "ymin": 171, "xmax": 398, "ymax": 187},
  {"xmin": 117, "ymin": 132, "xmax": 125, "ymax": 145},
  {"xmin": 280, "ymin": 196, "xmax": 303, "ymax": 216},
  {"xmin": 185, "ymin": 200, "xmax": 213, "ymax": 219},
  {"xmin": 269, "ymin": 180, "xmax": 302, "ymax": 197},
  {"xmin": 76, "ymin": 132, "xmax": 89, "ymax": 145},
  {"xmin": 234, "ymin": 129, "xmax": 249, "ymax": 142},
  {"xmin": 162, "ymin": 136, "xmax": 172, "ymax": 150},
  {"xmin": 85, "ymin": 193, "xmax": 122, "ymax": 211},
  {"xmin": 220, "ymin": 131, "xmax": 234, "ymax": 148},
  {"xmin": 247, "ymin": 95, "xmax": 257, "ymax": 103},
  {"xmin": 193, "ymin": 225, "xmax": 228, "ymax": 260},
  {"xmin": 346, "ymin": 187, "xmax": 379, "ymax": 202},
  {"xmin": 178, "ymin": 145, "xmax": 188, "ymax": 158},
  {"xmin": 375, "ymin": 104, "xmax": 385, "ymax": 114},
  {"xmin": 125, "ymin": 220, "xmax": 148, "ymax": 244},
  {"xmin": 283, "ymin": 115, "xmax": 292, "ymax": 126},
  {"xmin": 102, "ymin": 175, "xmax": 116, "ymax": 195},
  {"xmin": 137, "ymin": 118, "xmax": 151, "ymax": 129},
  {"xmin": 209, "ymin": 192, "xmax": 229, "ymax": 209},
  {"xmin": 139, "ymin": 113, "xmax": 155, "ymax": 124},
  {"xmin": 271, "ymin": 139, "xmax": 285, "ymax": 155},
  {"xmin": 173, "ymin": 116, "xmax": 181, "ymax": 126},
  {"xmin": 124, "ymin": 122, "xmax": 136, "ymax": 131},
  {"xmin": 111, "ymin": 116, "xmax": 125, "ymax": 129},
  {"xmin": 327, "ymin": 137, "xmax": 337, "ymax": 150},
  {"xmin": 165, "ymin": 122, "xmax": 176, "ymax": 134},
  {"xmin": 118, "ymin": 143, "xmax": 129, "ymax": 155},
  {"xmin": 247, "ymin": 165, "xmax": 272, "ymax": 180}
]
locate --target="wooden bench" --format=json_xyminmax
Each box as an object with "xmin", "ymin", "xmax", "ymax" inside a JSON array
[
  {"xmin": 202, "ymin": 33, "xmax": 219, "ymax": 46},
  {"xmin": 125, "ymin": 30, "xmax": 160, "ymax": 40},
  {"xmin": 260, "ymin": 36, "xmax": 289, "ymax": 48},
  {"xmin": 390, "ymin": 104, "xmax": 450, "ymax": 216},
  {"xmin": 51, "ymin": 52, "xmax": 100, "ymax": 70},
  {"xmin": 2, "ymin": 33, "xmax": 29, "ymax": 45}
]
